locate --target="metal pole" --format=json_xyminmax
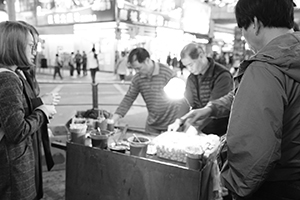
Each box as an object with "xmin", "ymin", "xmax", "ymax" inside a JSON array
[
  {"xmin": 6, "ymin": 0, "xmax": 16, "ymax": 21},
  {"xmin": 92, "ymin": 83, "xmax": 98, "ymax": 108}
]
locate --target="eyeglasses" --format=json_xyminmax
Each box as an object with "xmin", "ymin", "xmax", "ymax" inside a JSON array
[{"xmin": 28, "ymin": 43, "xmax": 37, "ymax": 54}]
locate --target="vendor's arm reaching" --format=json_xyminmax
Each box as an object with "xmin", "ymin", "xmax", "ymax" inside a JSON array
[
  {"xmin": 112, "ymin": 78, "xmax": 140, "ymax": 124},
  {"xmin": 168, "ymin": 90, "xmax": 234, "ymax": 132},
  {"xmin": 187, "ymin": 89, "xmax": 234, "ymax": 127}
]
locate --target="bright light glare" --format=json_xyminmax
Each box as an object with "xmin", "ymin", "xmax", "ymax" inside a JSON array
[
  {"xmin": 0, "ymin": 11, "xmax": 8, "ymax": 22},
  {"xmin": 118, "ymin": 0, "xmax": 125, "ymax": 8},
  {"xmin": 164, "ymin": 77, "xmax": 186, "ymax": 100}
]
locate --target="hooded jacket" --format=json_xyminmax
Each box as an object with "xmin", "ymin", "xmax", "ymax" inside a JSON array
[{"xmin": 221, "ymin": 32, "xmax": 300, "ymax": 197}]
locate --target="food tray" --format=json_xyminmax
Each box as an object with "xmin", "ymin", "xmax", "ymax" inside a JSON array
[{"xmin": 153, "ymin": 132, "xmax": 221, "ymax": 164}]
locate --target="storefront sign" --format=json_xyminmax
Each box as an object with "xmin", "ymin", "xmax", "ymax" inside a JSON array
[
  {"xmin": 119, "ymin": 8, "xmax": 180, "ymax": 29},
  {"xmin": 36, "ymin": 0, "xmax": 115, "ymax": 25},
  {"xmin": 47, "ymin": 12, "xmax": 97, "ymax": 24},
  {"xmin": 123, "ymin": 0, "xmax": 182, "ymax": 16},
  {"xmin": 118, "ymin": 0, "xmax": 182, "ymax": 29},
  {"xmin": 182, "ymin": 0, "xmax": 211, "ymax": 35}
]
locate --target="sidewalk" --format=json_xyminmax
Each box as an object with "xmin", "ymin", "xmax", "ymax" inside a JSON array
[
  {"xmin": 41, "ymin": 168, "xmax": 65, "ymax": 200},
  {"xmin": 36, "ymin": 67, "xmax": 189, "ymax": 83},
  {"xmin": 36, "ymin": 68, "xmax": 123, "ymax": 84}
]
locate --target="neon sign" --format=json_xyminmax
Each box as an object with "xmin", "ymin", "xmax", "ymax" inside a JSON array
[{"xmin": 47, "ymin": 12, "xmax": 97, "ymax": 24}]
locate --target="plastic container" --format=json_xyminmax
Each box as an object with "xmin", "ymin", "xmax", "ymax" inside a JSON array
[
  {"xmin": 94, "ymin": 119, "xmax": 107, "ymax": 131},
  {"xmin": 106, "ymin": 119, "xmax": 114, "ymax": 131},
  {"xmin": 186, "ymin": 153, "xmax": 203, "ymax": 171},
  {"xmin": 127, "ymin": 136, "xmax": 150, "ymax": 157},
  {"xmin": 90, "ymin": 130, "xmax": 112, "ymax": 149},
  {"xmin": 69, "ymin": 124, "xmax": 87, "ymax": 145},
  {"xmin": 109, "ymin": 143, "xmax": 127, "ymax": 154}
]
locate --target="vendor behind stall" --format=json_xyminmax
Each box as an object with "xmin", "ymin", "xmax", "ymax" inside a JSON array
[
  {"xmin": 111, "ymin": 47, "xmax": 181, "ymax": 134},
  {"xmin": 169, "ymin": 43, "xmax": 233, "ymax": 136}
]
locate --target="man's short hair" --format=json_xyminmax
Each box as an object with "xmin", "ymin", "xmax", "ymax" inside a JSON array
[
  {"xmin": 235, "ymin": 0, "xmax": 294, "ymax": 30},
  {"xmin": 180, "ymin": 42, "xmax": 205, "ymax": 60},
  {"xmin": 128, "ymin": 48, "xmax": 150, "ymax": 64}
]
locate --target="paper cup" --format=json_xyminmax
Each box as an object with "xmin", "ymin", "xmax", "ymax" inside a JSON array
[
  {"xmin": 186, "ymin": 154, "xmax": 203, "ymax": 171},
  {"xmin": 185, "ymin": 146, "xmax": 203, "ymax": 171},
  {"xmin": 106, "ymin": 119, "xmax": 115, "ymax": 131},
  {"xmin": 90, "ymin": 130, "xmax": 111, "ymax": 149},
  {"xmin": 70, "ymin": 124, "xmax": 87, "ymax": 145},
  {"xmin": 127, "ymin": 136, "xmax": 150, "ymax": 157}
]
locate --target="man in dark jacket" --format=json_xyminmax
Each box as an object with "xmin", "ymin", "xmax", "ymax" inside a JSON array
[
  {"xmin": 180, "ymin": 0, "xmax": 300, "ymax": 199},
  {"xmin": 169, "ymin": 43, "xmax": 233, "ymax": 136}
]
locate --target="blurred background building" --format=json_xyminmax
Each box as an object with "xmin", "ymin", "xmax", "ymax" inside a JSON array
[{"xmin": 1, "ymin": 0, "xmax": 300, "ymax": 72}]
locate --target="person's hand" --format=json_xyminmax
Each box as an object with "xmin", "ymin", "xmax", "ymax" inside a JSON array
[
  {"xmin": 41, "ymin": 93, "xmax": 61, "ymax": 105},
  {"xmin": 42, "ymin": 105, "xmax": 57, "ymax": 119},
  {"xmin": 181, "ymin": 106, "xmax": 213, "ymax": 127},
  {"xmin": 183, "ymin": 118, "xmax": 212, "ymax": 133},
  {"xmin": 111, "ymin": 114, "xmax": 121, "ymax": 125},
  {"xmin": 167, "ymin": 119, "xmax": 182, "ymax": 132}
]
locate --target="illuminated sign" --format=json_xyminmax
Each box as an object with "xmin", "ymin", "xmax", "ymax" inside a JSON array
[
  {"xmin": 36, "ymin": 0, "xmax": 115, "ymax": 25},
  {"xmin": 47, "ymin": 12, "xmax": 97, "ymax": 24},
  {"xmin": 182, "ymin": 0, "xmax": 211, "ymax": 35},
  {"xmin": 119, "ymin": 8, "xmax": 181, "ymax": 29},
  {"xmin": 118, "ymin": 0, "xmax": 182, "ymax": 29},
  {"xmin": 123, "ymin": 0, "xmax": 182, "ymax": 16}
]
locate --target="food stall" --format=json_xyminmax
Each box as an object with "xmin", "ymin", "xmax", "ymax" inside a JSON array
[{"xmin": 60, "ymin": 109, "xmax": 222, "ymax": 200}]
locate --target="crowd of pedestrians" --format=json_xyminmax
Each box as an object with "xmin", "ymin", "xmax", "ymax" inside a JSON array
[{"xmin": 51, "ymin": 48, "xmax": 97, "ymax": 80}]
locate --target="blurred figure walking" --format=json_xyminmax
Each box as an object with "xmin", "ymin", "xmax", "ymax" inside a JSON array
[
  {"xmin": 166, "ymin": 52, "xmax": 171, "ymax": 66},
  {"xmin": 75, "ymin": 50, "xmax": 82, "ymax": 76},
  {"xmin": 68, "ymin": 52, "xmax": 75, "ymax": 77},
  {"xmin": 87, "ymin": 47, "xmax": 99, "ymax": 83},
  {"xmin": 53, "ymin": 54, "xmax": 63, "ymax": 80},
  {"xmin": 82, "ymin": 51, "xmax": 87, "ymax": 76},
  {"xmin": 115, "ymin": 51, "xmax": 128, "ymax": 83}
]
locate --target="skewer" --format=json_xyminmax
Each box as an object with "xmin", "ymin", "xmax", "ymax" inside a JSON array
[
  {"xmin": 97, "ymin": 127, "xmax": 102, "ymax": 135},
  {"xmin": 71, "ymin": 117, "xmax": 75, "ymax": 125},
  {"xmin": 133, "ymin": 134, "xmax": 141, "ymax": 143},
  {"xmin": 98, "ymin": 109, "xmax": 101, "ymax": 119}
]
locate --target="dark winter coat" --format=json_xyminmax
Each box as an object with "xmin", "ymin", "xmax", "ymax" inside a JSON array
[
  {"xmin": 0, "ymin": 69, "xmax": 48, "ymax": 200},
  {"xmin": 221, "ymin": 32, "xmax": 300, "ymax": 197}
]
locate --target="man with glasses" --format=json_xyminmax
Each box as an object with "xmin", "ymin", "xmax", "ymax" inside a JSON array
[{"xmin": 112, "ymin": 47, "xmax": 181, "ymax": 134}]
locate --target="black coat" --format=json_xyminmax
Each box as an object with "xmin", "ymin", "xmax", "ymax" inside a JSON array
[{"xmin": 0, "ymin": 69, "xmax": 47, "ymax": 200}]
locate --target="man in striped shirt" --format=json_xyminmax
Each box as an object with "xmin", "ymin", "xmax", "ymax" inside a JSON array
[{"xmin": 112, "ymin": 48, "xmax": 181, "ymax": 134}]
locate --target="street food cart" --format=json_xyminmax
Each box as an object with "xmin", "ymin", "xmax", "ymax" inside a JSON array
[
  {"xmin": 65, "ymin": 142, "xmax": 218, "ymax": 200},
  {"xmin": 60, "ymin": 109, "xmax": 221, "ymax": 200}
]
